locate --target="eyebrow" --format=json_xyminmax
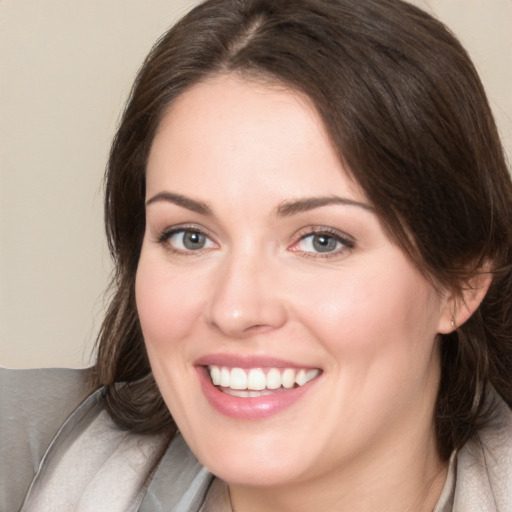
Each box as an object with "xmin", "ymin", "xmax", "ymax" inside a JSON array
[
  {"xmin": 276, "ymin": 196, "xmax": 373, "ymax": 217},
  {"xmin": 145, "ymin": 191, "xmax": 373, "ymax": 217},
  {"xmin": 145, "ymin": 192, "xmax": 213, "ymax": 215}
]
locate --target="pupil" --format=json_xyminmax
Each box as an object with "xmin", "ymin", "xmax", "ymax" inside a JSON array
[
  {"xmin": 313, "ymin": 234, "xmax": 336, "ymax": 253},
  {"xmin": 183, "ymin": 231, "xmax": 205, "ymax": 250}
]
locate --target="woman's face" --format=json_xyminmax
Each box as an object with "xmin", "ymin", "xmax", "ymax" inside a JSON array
[{"xmin": 136, "ymin": 75, "xmax": 452, "ymax": 488}]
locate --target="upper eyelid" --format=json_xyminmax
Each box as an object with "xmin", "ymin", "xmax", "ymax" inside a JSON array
[
  {"xmin": 159, "ymin": 223, "xmax": 212, "ymax": 237},
  {"xmin": 154, "ymin": 224, "xmax": 217, "ymax": 248},
  {"xmin": 156, "ymin": 226, "xmax": 217, "ymax": 255},
  {"xmin": 159, "ymin": 225, "xmax": 353, "ymax": 240},
  {"xmin": 153, "ymin": 222, "xmax": 356, "ymax": 249},
  {"xmin": 292, "ymin": 226, "xmax": 355, "ymax": 244},
  {"xmin": 287, "ymin": 227, "xmax": 355, "ymax": 259}
]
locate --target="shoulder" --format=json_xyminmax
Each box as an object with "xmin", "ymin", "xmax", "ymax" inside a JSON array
[
  {"xmin": 454, "ymin": 392, "xmax": 512, "ymax": 510},
  {"xmin": 1, "ymin": 368, "xmax": 210, "ymax": 511},
  {"xmin": 0, "ymin": 367, "xmax": 92, "ymax": 450},
  {"xmin": 0, "ymin": 366, "xmax": 92, "ymax": 512}
]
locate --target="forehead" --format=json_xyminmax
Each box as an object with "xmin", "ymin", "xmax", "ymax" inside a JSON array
[
  {"xmin": 146, "ymin": 74, "xmax": 365, "ymax": 203},
  {"xmin": 153, "ymin": 74, "xmax": 327, "ymax": 157}
]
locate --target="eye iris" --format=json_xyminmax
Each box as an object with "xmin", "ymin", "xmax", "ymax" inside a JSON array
[
  {"xmin": 312, "ymin": 234, "xmax": 337, "ymax": 253},
  {"xmin": 183, "ymin": 231, "xmax": 205, "ymax": 250}
]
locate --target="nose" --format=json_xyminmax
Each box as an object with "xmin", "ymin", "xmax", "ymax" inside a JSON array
[{"xmin": 206, "ymin": 251, "xmax": 287, "ymax": 338}]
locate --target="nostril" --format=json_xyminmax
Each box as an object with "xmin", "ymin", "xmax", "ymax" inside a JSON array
[{"xmin": 244, "ymin": 323, "xmax": 275, "ymax": 335}]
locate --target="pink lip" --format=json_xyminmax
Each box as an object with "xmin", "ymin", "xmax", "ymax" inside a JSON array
[
  {"xmin": 194, "ymin": 353, "xmax": 318, "ymax": 369},
  {"xmin": 195, "ymin": 354, "xmax": 321, "ymax": 420}
]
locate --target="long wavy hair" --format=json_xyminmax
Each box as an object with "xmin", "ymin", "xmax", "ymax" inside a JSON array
[{"xmin": 92, "ymin": 0, "xmax": 512, "ymax": 459}]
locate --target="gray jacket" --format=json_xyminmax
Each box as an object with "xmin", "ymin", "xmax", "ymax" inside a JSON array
[{"xmin": 1, "ymin": 367, "xmax": 511, "ymax": 511}]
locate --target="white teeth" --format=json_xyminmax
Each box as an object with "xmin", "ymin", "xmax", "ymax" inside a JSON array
[
  {"xmin": 266, "ymin": 368, "xmax": 282, "ymax": 390},
  {"xmin": 207, "ymin": 366, "xmax": 320, "ymax": 392},
  {"xmin": 230, "ymin": 368, "xmax": 247, "ymax": 390},
  {"xmin": 210, "ymin": 366, "xmax": 221, "ymax": 386},
  {"xmin": 225, "ymin": 388, "xmax": 275, "ymax": 398},
  {"xmin": 281, "ymin": 368, "xmax": 295, "ymax": 389},
  {"xmin": 220, "ymin": 367, "xmax": 230, "ymax": 387},
  {"xmin": 305, "ymin": 368, "xmax": 319, "ymax": 382},
  {"xmin": 295, "ymin": 369, "xmax": 307, "ymax": 386},
  {"xmin": 247, "ymin": 368, "xmax": 266, "ymax": 390}
]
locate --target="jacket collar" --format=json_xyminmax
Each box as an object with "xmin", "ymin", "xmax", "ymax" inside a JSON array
[{"xmin": 452, "ymin": 394, "xmax": 512, "ymax": 511}]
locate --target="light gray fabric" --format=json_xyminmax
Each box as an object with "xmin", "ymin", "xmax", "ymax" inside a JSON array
[
  {"xmin": 452, "ymin": 396, "xmax": 512, "ymax": 511},
  {"xmin": 0, "ymin": 367, "xmax": 91, "ymax": 512},
  {"xmin": 433, "ymin": 452, "xmax": 457, "ymax": 512},
  {"xmin": 0, "ymin": 367, "xmax": 211, "ymax": 512},
  {"xmin": 19, "ymin": 390, "xmax": 170, "ymax": 512},
  {"xmin": 1, "ymin": 367, "xmax": 511, "ymax": 511},
  {"xmin": 140, "ymin": 433, "xmax": 210, "ymax": 512},
  {"xmin": 198, "ymin": 478, "xmax": 232, "ymax": 512}
]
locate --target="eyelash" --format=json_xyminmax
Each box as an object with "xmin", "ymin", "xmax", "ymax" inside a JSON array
[
  {"xmin": 156, "ymin": 224, "xmax": 216, "ymax": 255},
  {"xmin": 290, "ymin": 227, "xmax": 355, "ymax": 259},
  {"xmin": 155, "ymin": 225, "xmax": 355, "ymax": 258}
]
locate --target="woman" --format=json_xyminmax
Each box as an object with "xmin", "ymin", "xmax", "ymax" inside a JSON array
[{"xmin": 2, "ymin": 0, "xmax": 511, "ymax": 510}]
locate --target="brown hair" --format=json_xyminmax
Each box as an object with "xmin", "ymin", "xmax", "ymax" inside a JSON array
[{"xmin": 92, "ymin": 0, "xmax": 512, "ymax": 459}]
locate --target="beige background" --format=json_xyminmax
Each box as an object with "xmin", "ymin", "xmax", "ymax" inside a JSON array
[{"xmin": 1, "ymin": 1, "xmax": 511, "ymax": 369}]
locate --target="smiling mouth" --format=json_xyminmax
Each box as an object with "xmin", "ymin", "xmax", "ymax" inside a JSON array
[{"xmin": 207, "ymin": 366, "xmax": 321, "ymax": 397}]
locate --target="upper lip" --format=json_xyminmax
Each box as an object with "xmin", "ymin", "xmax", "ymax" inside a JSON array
[{"xmin": 194, "ymin": 353, "xmax": 320, "ymax": 369}]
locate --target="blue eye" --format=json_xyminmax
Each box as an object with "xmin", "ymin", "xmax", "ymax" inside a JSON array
[
  {"xmin": 291, "ymin": 229, "xmax": 354, "ymax": 257},
  {"xmin": 163, "ymin": 229, "xmax": 215, "ymax": 252},
  {"xmin": 298, "ymin": 233, "xmax": 343, "ymax": 253}
]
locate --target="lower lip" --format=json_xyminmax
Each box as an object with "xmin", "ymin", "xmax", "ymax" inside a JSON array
[{"xmin": 197, "ymin": 367, "xmax": 318, "ymax": 420}]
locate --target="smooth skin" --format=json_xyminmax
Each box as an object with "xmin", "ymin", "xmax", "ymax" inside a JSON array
[{"xmin": 136, "ymin": 74, "xmax": 486, "ymax": 512}]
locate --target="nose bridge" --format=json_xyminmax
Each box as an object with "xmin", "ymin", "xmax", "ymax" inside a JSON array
[{"xmin": 206, "ymin": 244, "xmax": 286, "ymax": 337}]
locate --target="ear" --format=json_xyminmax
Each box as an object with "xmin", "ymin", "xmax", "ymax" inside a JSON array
[{"xmin": 437, "ymin": 267, "xmax": 493, "ymax": 334}]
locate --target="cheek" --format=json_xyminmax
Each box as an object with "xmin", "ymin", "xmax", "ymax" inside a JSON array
[
  {"xmin": 289, "ymin": 259, "xmax": 443, "ymax": 364},
  {"xmin": 135, "ymin": 256, "xmax": 206, "ymax": 349},
  {"xmin": 135, "ymin": 255, "xmax": 206, "ymax": 412},
  {"xmin": 293, "ymin": 262, "xmax": 443, "ymax": 429}
]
